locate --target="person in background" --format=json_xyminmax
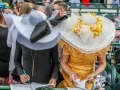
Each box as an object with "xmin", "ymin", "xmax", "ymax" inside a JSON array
[
  {"xmin": 12, "ymin": 0, "xmax": 36, "ymax": 16},
  {"xmin": 43, "ymin": 0, "xmax": 50, "ymax": 6},
  {"xmin": 33, "ymin": 5, "xmax": 46, "ymax": 13},
  {"xmin": 19, "ymin": 2, "xmax": 34, "ymax": 15},
  {"xmin": 0, "ymin": 1, "xmax": 11, "ymax": 85},
  {"xmin": 112, "ymin": 0, "xmax": 119, "ymax": 4},
  {"xmin": 112, "ymin": 0, "xmax": 120, "ymax": 8},
  {"xmin": 12, "ymin": 0, "xmax": 24, "ymax": 15},
  {"xmin": 12, "ymin": 6, "xmax": 19, "ymax": 15},
  {"xmin": 69, "ymin": 0, "xmax": 80, "ymax": 7},
  {"xmin": 112, "ymin": 15, "xmax": 120, "ymax": 42}
]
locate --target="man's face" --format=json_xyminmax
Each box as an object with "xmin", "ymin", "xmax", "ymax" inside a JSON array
[
  {"xmin": 53, "ymin": 4, "xmax": 60, "ymax": 11},
  {"xmin": 53, "ymin": 4, "xmax": 65, "ymax": 16}
]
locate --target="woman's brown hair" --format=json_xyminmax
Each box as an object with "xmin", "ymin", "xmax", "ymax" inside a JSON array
[{"xmin": 19, "ymin": 2, "xmax": 34, "ymax": 15}]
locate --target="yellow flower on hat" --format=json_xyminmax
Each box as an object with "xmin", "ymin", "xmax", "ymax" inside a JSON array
[{"xmin": 72, "ymin": 13, "xmax": 103, "ymax": 38}]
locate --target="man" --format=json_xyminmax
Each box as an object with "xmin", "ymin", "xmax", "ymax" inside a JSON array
[
  {"xmin": 53, "ymin": 1, "xmax": 67, "ymax": 15},
  {"xmin": 52, "ymin": 1, "xmax": 68, "ymax": 61},
  {"xmin": 45, "ymin": 0, "xmax": 71, "ymax": 18},
  {"xmin": 53, "ymin": 0, "xmax": 71, "ymax": 17}
]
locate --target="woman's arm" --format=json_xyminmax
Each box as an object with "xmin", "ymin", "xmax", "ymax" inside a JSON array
[
  {"xmin": 60, "ymin": 54, "xmax": 75, "ymax": 76},
  {"xmin": 95, "ymin": 54, "xmax": 106, "ymax": 76},
  {"xmin": 49, "ymin": 45, "xmax": 59, "ymax": 87},
  {"xmin": 11, "ymin": 41, "xmax": 23, "ymax": 82},
  {"xmin": 50, "ymin": 45, "xmax": 59, "ymax": 80},
  {"xmin": 60, "ymin": 54, "xmax": 78, "ymax": 83},
  {"xmin": 86, "ymin": 54, "xmax": 106, "ymax": 83}
]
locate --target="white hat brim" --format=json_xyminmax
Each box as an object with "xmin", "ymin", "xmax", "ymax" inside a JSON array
[
  {"xmin": 12, "ymin": 15, "xmax": 67, "ymax": 43},
  {"xmin": 61, "ymin": 14, "xmax": 115, "ymax": 54}
]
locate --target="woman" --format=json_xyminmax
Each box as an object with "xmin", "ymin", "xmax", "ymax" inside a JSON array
[
  {"xmin": 6, "ymin": 2, "xmax": 34, "ymax": 85},
  {"xmin": 19, "ymin": 2, "xmax": 34, "ymax": 15},
  {"xmin": 0, "ymin": 2, "xmax": 11, "ymax": 85},
  {"xmin": 57, "ymin": 13, "xmax": 115, "ymax": 89},
  {"xmin": 11, "ymin": 9, "xmax": 67, "ymax": 87}
]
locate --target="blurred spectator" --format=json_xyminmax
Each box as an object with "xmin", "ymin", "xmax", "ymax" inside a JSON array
[
  {"xmin": 13, "ymin": 6, "xmax": 19, "ymax": 15},
  {"xmin": 12, "ymin": 0, "xmax": 24, "ymax": 16},
  {"xmin": 43, "ymin": 0, "xmax": 50, "ymax": 6},
  {"xmin": 112, "ymin": 15, "xmax": 120, "ymax": 42},
  {"xmin": 112, "ymin": 0, "xmax": 120, "ymax": 8},
  {"xmin": 112, "ymin": 0, "xmax": 119, "ymax": 4},
  {"xmin": 69, "ymin": 0, "xmax": 80, "ymax": 7},
  {"xmin": 33, "ymin": 5, "xmax": 45, "ymax": 13},
  {"xmin": 19, "ymin": 2, "xmax": 34, "ymax": 15}
]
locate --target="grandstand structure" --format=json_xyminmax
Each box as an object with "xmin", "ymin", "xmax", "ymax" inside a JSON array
[{"xmin": 36, "ymin": 0, "xmax": 120, "ymax": 14}]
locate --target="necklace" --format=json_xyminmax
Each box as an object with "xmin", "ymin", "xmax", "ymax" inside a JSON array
[{"xmin": 30, "ymin": 44, "xmax": 39, "ymax": 77}]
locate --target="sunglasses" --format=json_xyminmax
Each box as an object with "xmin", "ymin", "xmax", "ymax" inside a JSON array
[{"xmin": 52, "ymin": 8, "xmax": 61, "ymax": 11}]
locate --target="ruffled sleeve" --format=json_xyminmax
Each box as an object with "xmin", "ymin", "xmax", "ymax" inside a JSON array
[
  {"xmin": 59, "ymin": 39, "xmax": 110, "ymax": 58},
  {"xmin": 59, "ymin": 40, "xmax": 70, "ymax": 55},
  {"xmin": 96, "ymin": 46, "xmax": 110, "ymax": 57}
]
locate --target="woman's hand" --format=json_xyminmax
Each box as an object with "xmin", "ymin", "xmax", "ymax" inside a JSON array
[
  {"xmin": 69, "ymin": 73, "xmax": 78, "ymax": 84},
  {"xmin": 86, "ymin": 74, "xmax": 94, "ymax": 83},
  {"xmin": 20, "ymin": 74, "xmax": 30, "ymax": 84},
  {"xmin": 48, "ymin": 78, "xmax": 57, "ymax": 88}
]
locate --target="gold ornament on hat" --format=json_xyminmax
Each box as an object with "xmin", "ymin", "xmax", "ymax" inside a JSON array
[{"xmin": 72, "ymin": 13, "xmax": 103, "ymax": 38}]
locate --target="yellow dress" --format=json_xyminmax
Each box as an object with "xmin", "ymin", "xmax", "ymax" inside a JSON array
[{"xmin": 57, "ymin": 40, "xmax": 110, "ymax": 90}]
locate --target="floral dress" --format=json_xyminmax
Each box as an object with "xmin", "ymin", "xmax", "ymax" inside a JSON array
[{"xmin": 57, "ymin": 40, "xmax": 109, "ymax": 90}]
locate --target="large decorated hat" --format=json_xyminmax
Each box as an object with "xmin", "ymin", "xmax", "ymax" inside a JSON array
[
  {"xmin": 12, "ymin": 10, "xmax": 68, "ymax": 44},
  {"xmin": 60, "ymin": 13, "xmax": 115, "ymax": 54},
  {"xmin": 3, "ymin": 8, "xmax": 68, "ymax": 50}
]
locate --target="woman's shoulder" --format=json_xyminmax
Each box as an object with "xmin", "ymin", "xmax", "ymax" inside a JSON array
[{"xmin": 59, "ymin": 39, "xmax": 72, "ymax": 49}]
